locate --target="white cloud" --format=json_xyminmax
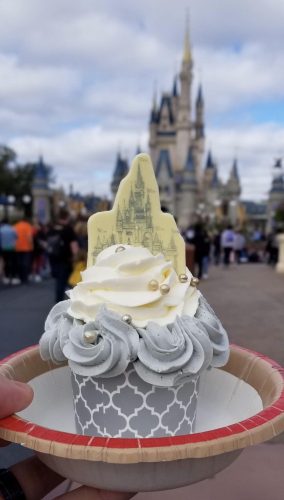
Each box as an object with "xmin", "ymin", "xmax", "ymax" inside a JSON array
[
  {"xmin": 208, "ymin": 122, "xmax": 284, "ymax": 199},
  {"xmin": 0, "ymin": 54, "xmax": 80, "ymax": 109},
  {"xmin": 195, "ymin": 44, "xmax": 284, "ymax": 116},
  {"xmin": 9, "ymin": 126, "xmax": 148, "ymax": 195},
  {"xmin": 1, "ymin": 0, "xmax": 284, "ymax": 202},
  {"xmin": 9, "ymin": 122, "xmax": 282, "ymax": 202}
]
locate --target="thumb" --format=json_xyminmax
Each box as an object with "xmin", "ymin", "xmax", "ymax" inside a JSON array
[
  {"xmin": 57, "ymin": 485, "xmax": 136, "ymax": 499},
  {"xmin": 0, "ymin": 376, "xmax": 33, "ymax": 418}
]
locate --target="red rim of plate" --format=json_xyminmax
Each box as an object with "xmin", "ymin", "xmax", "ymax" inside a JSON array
[{"xmin": 0, "ymin": 344, "xmax": 284, "ymax": 451}]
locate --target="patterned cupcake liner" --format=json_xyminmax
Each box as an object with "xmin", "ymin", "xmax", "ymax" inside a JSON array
[{"xmin": 71, "ymin": 364, "xmax": 199, "ymax": 438}]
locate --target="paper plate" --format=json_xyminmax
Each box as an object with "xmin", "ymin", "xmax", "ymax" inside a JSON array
[{"xmin": 0, "ymin": 345, "xmax": 283, "ymax": 492}]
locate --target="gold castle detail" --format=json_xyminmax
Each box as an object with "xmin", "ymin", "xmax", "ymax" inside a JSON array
[{"xmin": 87, "ymin": 153, "xmax": 185, "ymax": 274}]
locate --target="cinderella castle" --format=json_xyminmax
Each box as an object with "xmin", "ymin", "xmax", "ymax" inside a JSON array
[{"xmin": 111, "ymin": 25, "xmax": 241, "ymax": 230}]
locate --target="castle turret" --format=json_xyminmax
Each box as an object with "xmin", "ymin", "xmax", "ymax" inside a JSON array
[
  {"xmin": 32, "ymin": 156, "xmax": 51, "ymax": 224},
  {"xmin": 203, "ymin": 149, "xmax": 215, "ymax": 188},
  {"xmin": 177, "ymin": 22, "xmax": 193, "ymax": 125},
  {"xmin": 225, "ymin": 158, "xmax": 241, "ymax": 225},
  {"xmin": 176, "ymin": 147, "xmax": 198, "ymax": 229},
  {"xmin": 155, "ymin": 149, "xmax": 175, "ymax": 215},
  {"xmin": 176, "ymin": 22, "xmax": 193, "ymax": 171},
  {"xmin": 227, "ymin": 158, "xmax": 241, "ymax": 198},
  {"xmin": 267, "ymin": 158, "xmax": 284, "ymax": 231},
  {"xmin": 195, "ymin": 84, "xmax": 204, "ymax": 137},
  {"xmin": 172, "ymin": 76, "xmax": 179, "ymax": 120},
  {"xmin": 206, "ymin": 168, "xmax": 221, "ymax": 207},
  {"xmin": 149, "ymin": 88, "xmax": 158, "ymax": 162},
  {"xmin": 111, "ymin": 152, "xmax": 129, "ymax": 200}
]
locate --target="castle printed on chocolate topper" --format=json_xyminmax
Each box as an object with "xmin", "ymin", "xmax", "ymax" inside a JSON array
[{"xmin": 87, "ymin": 153, "xmax": 185, "ymax": 274}]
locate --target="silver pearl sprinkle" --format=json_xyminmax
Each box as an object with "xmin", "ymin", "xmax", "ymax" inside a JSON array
[
  {"xmin": 84, "ymin": 331, "xmax": 98, "ymax": 344},
  {"xmin": 148, "ymin": 279, "xmax": 159, "ymax": 291},
  {"xmin": 160, "ymin": 284, "xmax": 170, "ymax": 295},
  {"xmin": 190, "ymin": 277, "xmax": 200, "ymax": 287},
  {"xmin": 122, "ymin": 314, "xmax": 132, "ymax": 324},
  {"xmin": 179, "ymin": 273, "xmax": 188, "ymax": 283}
]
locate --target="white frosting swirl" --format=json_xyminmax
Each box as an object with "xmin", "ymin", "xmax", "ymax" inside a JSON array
[{"xmin": 68, "ymin": 244, "xmax": 199, "ymax": 327}]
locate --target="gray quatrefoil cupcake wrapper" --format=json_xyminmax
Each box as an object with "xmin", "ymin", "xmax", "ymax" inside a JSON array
[{"xmin": 40, "ymin": 294, "xmax": 229, "ymax": 388}]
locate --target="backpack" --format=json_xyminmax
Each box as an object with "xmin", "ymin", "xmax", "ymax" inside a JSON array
[{"xmin": 46, "ymin": 232, "xmax": 64, "ymax": 258}]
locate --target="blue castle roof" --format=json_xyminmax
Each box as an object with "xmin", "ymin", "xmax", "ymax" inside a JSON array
[
  {"xmin": 196, "ymin": 84, "xmax": 204, "ymax": 106},
  {"xmin": 271, "ymin": 175, "xmax": 284, "ymax": 193},
  {"xmin": 185, "ymin": 147, "xmax": 195, "ymax": 172},
  {"xmin": 205, "ymin": 150, "xmax": 214, "ymax": 169},
  {"xmin": 113, "ymin": 153, "xmax": 129, "ymax": 179},
  {"xmin": 33, "ymin": 156, "xmax": 49, "ymax": 190},
  {"xmin": 156, "ymin": 149, "xmax": 173, "ymax": 179}
]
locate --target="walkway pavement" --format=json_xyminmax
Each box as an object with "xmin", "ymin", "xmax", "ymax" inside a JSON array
[
  {"xmin": 0, "ymin": 264, "xmax": 283, "ymax": 498},
  {"xmin": 200, "ymin": 263, "xmax": 284, "ymax": 368}
]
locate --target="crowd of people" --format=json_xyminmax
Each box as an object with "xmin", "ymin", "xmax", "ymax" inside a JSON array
[
  {"xmin": 184, "ymin": 223, "xmax": 279, "ymax": 281},
  {"xmin": 0, "ymin": 209, "xmax": 86, "ymax": 302},
  {"xmin": 0, "ymin": 211, "xmax": 281, "ymax": 299}
]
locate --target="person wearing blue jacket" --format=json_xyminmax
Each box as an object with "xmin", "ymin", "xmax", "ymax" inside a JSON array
[{"xmin": 0, "ymin": 219, "xmax": 19, "ymax": 284}]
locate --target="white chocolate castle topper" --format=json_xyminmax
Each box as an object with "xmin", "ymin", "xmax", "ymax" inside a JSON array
[{"xmin": 87, "ymin": 153, "xmax": 186, "ymax": 275}]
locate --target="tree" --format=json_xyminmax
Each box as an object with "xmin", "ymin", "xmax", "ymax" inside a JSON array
[
  {"xmin": 0, "ymin": 145, "xmax": 54, "ymax": 201},
  {"xmin": 275, "ymin": 203, "xmax": 284, "ymax": 228},
  {"xmin": 0, "ymin": 145, "xmax": 16, "ymax": 195}
]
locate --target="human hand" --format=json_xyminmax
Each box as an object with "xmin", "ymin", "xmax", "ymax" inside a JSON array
[{"xmin": 0, "ymin": 376, "xmax": 136, "ymax": 499}]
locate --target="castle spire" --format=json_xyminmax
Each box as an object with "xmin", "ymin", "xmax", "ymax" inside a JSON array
[
  {"xmin": 150, "ymin": 84, "xmax": 158, "ymax": 124},
  {"xmin": 231, "ymin": 158, "xmax": 239, "ymax": 180},
  {"xmin": 205, "ymin": 150, "xmax": 214, "ymax": 169},
  {"xmin": 152, "ymin": 84, "xmax": 157, "ymax": 110},
  {"xmin": 183, "ymin": 14, "xmax": 192, "ymax": 64},
  {"xmin": 196, "ymin": 83, "xmax": 204, "ymax": 107},
  {"xmin": 172, "ymin": 76, "xmax": 178, "ymax": 97}
]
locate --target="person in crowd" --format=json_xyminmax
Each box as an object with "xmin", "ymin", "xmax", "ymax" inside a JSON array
[
  {"xmin": 47, "ymin": 209, "xmax": 79, "ymax": 302},
  {"xmin": 184, "ymin": 225, "xmax": 195, "ymax": 244},
  {"xmin": 221, "ymin": 225, "xmax": 235, "ymax": 267},
  {"xmin": 0, "ymin": 376, "xmax": 135, "ymax": 499},
  {"xmin": 234, "ymin": 229, "xmax": 246, "ymax": 264},
  {"xmin": 14, "ymin": 217, "xmax": 34, "ymax": 283},
  {"xmin": 193, "ymin": 223, "xmax": 210, "ymax": 279},
  {"xmin": 201, "ymin": 228, "xmax": 211, "ymax": 279},
  {"xmin": 32, "ymin": 222, "xmax": 48, "ymax": 282},
  {"xmin": 74, "ymin": 219, "xmax": 88, "ymax": 252},
  {"xmin": 266, "ymin": 231, "xmax": 279, "ymax": 266},
  {"xmin": 68, "ymin": 219, "xmax": 88, "ymax": 288},
  {"xmin": 213, "ymin": 231, "xmax": 221, "ymax": 265},
  {"xmin": 0, "ymin": 218, "xmax": 18, "ymax": 284}
]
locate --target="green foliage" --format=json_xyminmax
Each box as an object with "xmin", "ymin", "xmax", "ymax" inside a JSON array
[
  {"xmin": 0, "ymin": 145, "xmax": 53, "ymax": 204},
  {"xmin": 0, "ymin": 146, "xmax": 16, "ymax": 194},
  {"xmin": 274, "ymin": 203, "xmax": 284, "ymax": 223}
]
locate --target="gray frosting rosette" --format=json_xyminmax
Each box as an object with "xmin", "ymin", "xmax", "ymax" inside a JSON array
[{"xmin": 39, "ymin": 294, "xmax": 230, "ymax": 387}]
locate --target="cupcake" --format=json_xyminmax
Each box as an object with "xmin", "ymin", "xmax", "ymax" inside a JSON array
[{"xmin": 39, "ymin": 153, "xmax": 229, "ymax": 438}]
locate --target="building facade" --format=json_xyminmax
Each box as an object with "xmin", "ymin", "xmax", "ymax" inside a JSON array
[
  {"xmin": 267, "ymin": 159, "xmax": 284, "ymax": 232},
  {"xmin": 148, "ymin": 26, "xmax": 242, "ymax": 229},
  {"xmin": 111, "ymin": 26, "xmax": 242, "ymax": 230}
]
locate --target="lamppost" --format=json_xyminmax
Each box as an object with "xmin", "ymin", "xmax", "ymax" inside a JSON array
[
  {"xmin": 213, "ymin": 199, "xmax": 221, "ymax": 226},
  {"xmin": 229, "ymin": 199, "xmax": 237, "ymax": 226},
  {"xmin": 7, "ymin": 195, "xmax": 16, "ymax": 219},
  {"xmin": 22, "ymin": 195, "xmax": 32, "ymax": 218}
]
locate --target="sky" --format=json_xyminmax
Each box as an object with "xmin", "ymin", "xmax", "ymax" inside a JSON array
[{"xmin": 1, "ymin": 0, "xmax": 284, "ymax": 201}]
